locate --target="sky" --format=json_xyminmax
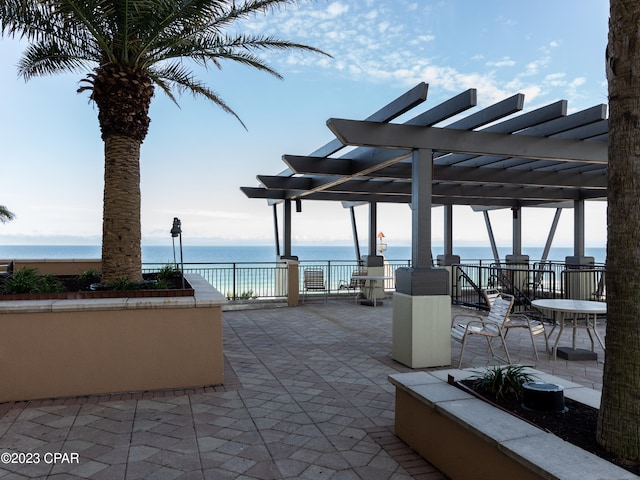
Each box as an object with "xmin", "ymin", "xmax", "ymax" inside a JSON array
[{"xmin": 0, "ymin": 0, "xmax": 609, "ymax": 252}]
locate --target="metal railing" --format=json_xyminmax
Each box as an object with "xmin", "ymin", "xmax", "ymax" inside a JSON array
[
  {"xmin": 144, "ymin": 258, "xmax": 606, "ymax": 305},
  {"xmin": 143, "ymin": 259, "xmax": 411, "ymax": 303},
  {"xmin": 143, "ymin": 262, "xmax": 288, "ymax": 301},
  {"xmin": 298, "ymin": 259, "xmax": 409, "ymax": 295},
  {"xmin": 452, "ymin": 260, "xmax": 606, "ymax": 310}
]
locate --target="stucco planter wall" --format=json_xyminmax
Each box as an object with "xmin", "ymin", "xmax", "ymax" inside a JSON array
[
  {"xmin": 389, "ymin": 369, "xmax": 637, "ymax": 480},
  {"xmin": 0, "ymin": 274, "xmax": 227, "ymax": 403}
]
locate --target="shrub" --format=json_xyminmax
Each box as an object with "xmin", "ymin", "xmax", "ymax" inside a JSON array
[
  {"xmin": 469, "ymin": 365, "xmax": 537, "ymax": 401},
  {"xmin": 3, "ymin": 267, "xmax": 66, "ymax": 294},
  {"xmin": 77, "ymin": 269, "xmax": 102, "ymax": 289},
  {"xmin": 157, "ymin": 263, "xmax": 180, "ymax": 281}
]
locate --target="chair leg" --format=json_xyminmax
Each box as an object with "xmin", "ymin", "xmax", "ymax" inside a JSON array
[
  {"xmin": 486, "ymin": 336, "xmax": 496, "ymax": 357},
  {"xmin": 500, "ymin": 334, "xmax": 512, "ymax": 364},
  {"xmin": 458, "ymin": 339, "xmax": 467, "ymax": 369},
  {"xmin": 528, "ymin": 330, "xmax": 540, "ymax": 360}
]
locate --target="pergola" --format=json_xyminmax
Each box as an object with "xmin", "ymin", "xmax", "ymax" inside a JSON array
[{"xmin": 241, "ymin": 83, "xmax": 607, "ymax": 268}]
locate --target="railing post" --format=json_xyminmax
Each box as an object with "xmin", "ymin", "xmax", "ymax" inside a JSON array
[
  {"xmin": 232, "ymin": 263, "xmax": 237, "ymax": 301},
  {"xmin": 286, "ymin": 260, "xmax": 299, "ymax": 306}
]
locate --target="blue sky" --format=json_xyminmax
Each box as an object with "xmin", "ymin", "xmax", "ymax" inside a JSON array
[{"xmin": 0, "ymin": 0, "xmax": 608, "ymax": 251}]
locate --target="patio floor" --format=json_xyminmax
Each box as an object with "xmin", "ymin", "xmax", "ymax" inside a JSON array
[{"xmin": 0, "ymin": 298, "xmax": 605, "ymax": 479}]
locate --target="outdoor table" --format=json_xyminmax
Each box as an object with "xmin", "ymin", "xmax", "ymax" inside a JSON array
[
  {"xmin": 531, "ymin": 299, "xmax": 606, "ymax": 361},
  {"xmin": 351, "ymin": 275, "xmax": 394, "ymax": 307}
]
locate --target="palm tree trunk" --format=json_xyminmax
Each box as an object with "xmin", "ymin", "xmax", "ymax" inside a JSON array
[
  {"xmin": 101, "ymin": 135, "xmax": 143, "ymax": 283},
  {"xmin": 596, "ymin": 0, "xmax": 640, "ymax": 462}
]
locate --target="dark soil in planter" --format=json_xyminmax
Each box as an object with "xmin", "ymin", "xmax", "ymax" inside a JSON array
[
  {"xmin": 0, "ymin": 273, "xmax": 194, "ymax": 301},
  {"xmin": 459, "ymin": 379, "xmax": 640, "ymax": 475}
]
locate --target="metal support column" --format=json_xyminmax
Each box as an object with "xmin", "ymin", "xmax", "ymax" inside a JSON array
[
  {"xmin": 283, "ymin": 199, "xmax": 292, "ymax": 258},
  {"xmin": 273, "ymin": 204, "xmax": 280, "ymax": 258},
  {"xmin": 437, "ymin": 205, "xmax": 460, "ymax": 266},
  {"xmin": 483, "ymin": 211, "xmax": 501, "ymax": 265},
  {"xmin": 411, "ymin": 148, "xmax": 432, "ymax": 269},
  {"xmin": 368, "ymin": 202, "xmax": 377, "ymax": 257},
  {"xmin": 444, "ymin": 205, "xmax": 453, "ymax": 257},
  {"xmin": 507, "ymin": 206, "xmax": 528, "ymax": 265},
  {"xmin": 574, "ymin": 200, "xmax": 585, "ymax": 258},
  {"xmin": 512, "ymin": 207, "xmax": 522, "ymax": 257},
  {"xmin": 541, "ymin": 208, "xmax": 562, "ymax": 263},
  {"xmin": 350, "ymin": 206, "xmax": 362, "ymax": 263}
]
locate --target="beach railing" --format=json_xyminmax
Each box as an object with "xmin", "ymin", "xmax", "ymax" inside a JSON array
[
  {"xmin": 144, "ymin": 258, "xmax": 604, "ymax": 305},
  {"xmin": 453, "ymin": 260, "xmax": 606, "ymax": 309},
  {"xmin": 143, "ymin": 262, "xmax": 288, "ymax": 301},
  {"xmin": 297, "ymin": 259, "xmax": 409, "ymax": 298},
  {"xmin": 144, "ymin": 259, "xmax": 410, "ymax": 303}
]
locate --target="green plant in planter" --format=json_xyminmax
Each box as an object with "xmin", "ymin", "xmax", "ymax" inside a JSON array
[
  {"xmin": 226, "ymin": 290, "xmax": 257, "ymax": 300},
  {"xmin": 77, "ymin": 269, "xmax": 102, "ymax": 289},
  {"xmin": 112, "ymin": 276, "xmax": 133, "ymax": 291},
  {"xmin": 158, "ymin": 263, "xmax": 180, "ymax": 280},
  {"xmin": 3, "ymin": 267, "xmax": 66, "ymax": 294},
  {"xmin": 469, "ymin": 365, "xmax": 538, "ymax": 401},
  {"xmin": 154, "ymin": 278, "xmax": 170, "ymax": 289}
]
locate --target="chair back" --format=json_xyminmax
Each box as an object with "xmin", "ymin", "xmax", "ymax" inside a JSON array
[
  {"xmin": 482, "ymin": 289, "xmax": 501, "ymax": 309},
  {"xmin": 304, "ymin": 269, "xmax": 325, "ymax": 288},
  {"xmin": 350, "ymin": 269, "xmax": 368, "ymax": 288},
  {"xmin": 485, "ymin": 293, "xmax": 515, "ymax": 329}
]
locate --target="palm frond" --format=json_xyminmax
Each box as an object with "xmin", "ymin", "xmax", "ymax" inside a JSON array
[
  {"xmin": 0, "ymin": 205, "xmax": 16, "ymax": 223},
  {"xmin": 19, "ymin": 39, "xmax": 99, "ymax": 79},
  {"xmin": 150, "ymin": 61, "xmax": 247, "ymax": 129}
]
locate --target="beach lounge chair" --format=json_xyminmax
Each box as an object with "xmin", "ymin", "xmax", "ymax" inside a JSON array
[
  {"xmin": 451, "ymin": 292, "xmax": 514, "ymax": 368},
  {"xmin": 303, "ymin": 268, "xmax": 327, "ymax": 303}
]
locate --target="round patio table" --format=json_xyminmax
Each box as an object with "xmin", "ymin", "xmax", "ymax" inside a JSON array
[
  {"xmin": 351, "ymin": 275, "xmax": 394, "ymax": 307},
  {"xmin": 531, "ymin": 299, "xmax": 606, "ymax": 360}
]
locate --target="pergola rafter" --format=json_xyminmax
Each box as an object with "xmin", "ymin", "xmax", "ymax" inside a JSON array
[{"xmin": 240, "ymin": 83, "xmax": 608, "ymax": 261}]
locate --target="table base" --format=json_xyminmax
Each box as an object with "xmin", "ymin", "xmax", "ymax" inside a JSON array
[
  {"xmin": 556, "ymin": 347, "xmax": 597, "ymax": 361},
  {"xmin": 360, "ymin": 299, "xmax": 385, "ymax": 307}
]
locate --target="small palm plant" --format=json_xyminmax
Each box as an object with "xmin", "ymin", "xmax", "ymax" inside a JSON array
[
  {"xmin": 3, "ymin": 267, "xmax": 66, "ymax": 294},
  {"xmin": 469, "ymin": 365, "xmax": 538, "ymax": 401}
]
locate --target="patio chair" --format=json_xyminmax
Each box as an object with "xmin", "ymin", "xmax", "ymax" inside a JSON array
[
  {"xmin": 451, "ymin": 292, "xmax": 514, "ymax": 368},
  {"xmin": 338, "ymin": 269, "xmax": 367, "ymax": 302},
  {"xmin": 483, "ymin": 289, "xmax": 549, "ymax": 359},
  {"xmin": 303, "ymin": 268, "xmax": 327, "ymax": 303}
]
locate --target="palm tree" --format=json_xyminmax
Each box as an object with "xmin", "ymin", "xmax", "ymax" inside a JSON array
[
  {"xmin": 597, "ymin": 0, "xmax": 640, "ymax": 463},
  {"xmin": 0, "ymin": 0, "xmax": 326, "ymax": 282},
  {"xmin": 0, "ymin": 205, "xmax": 15, "ymax": 224}
]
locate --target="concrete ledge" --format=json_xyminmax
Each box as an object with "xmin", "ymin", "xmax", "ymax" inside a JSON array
[{"xmin": 389, "ymin": 369, "xmax": 636, "ymax": 480}]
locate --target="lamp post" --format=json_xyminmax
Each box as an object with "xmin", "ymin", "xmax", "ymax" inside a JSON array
[
  {"xmin": 377, "ymin": 231, "xmax": 387, "ymax": 256},
  {"xmin": 170, "ymin": 217, "xmax": 185, "ymax": 288}
]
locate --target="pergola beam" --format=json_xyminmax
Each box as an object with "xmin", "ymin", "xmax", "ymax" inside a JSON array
[
  {"xmin": 280, "ymin": 163, "xmax": 607, "ymax": 189},
  {"xmin": 326, "ymin": 119, "xmax": 608, "ymax": 163}
]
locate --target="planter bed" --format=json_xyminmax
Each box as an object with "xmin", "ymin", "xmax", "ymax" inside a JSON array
[
  {"xmin": 389, "ymin": 369, "xmax": 638, "ymax": 480},
  {"xmin": 0, "ymin": 274, "xmax": 226, "ymax": 403},
  {"xmin": 0, "ymin": 284, "xmax": 195, "ymax": 301},
  {"xmin": 0, "ymin": 274, "xmax": 194, "ymax": 301}
]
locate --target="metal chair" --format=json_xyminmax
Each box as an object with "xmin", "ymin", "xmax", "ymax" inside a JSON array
[
  {"xmin": 303, "ymin": 268, "xmax": 327, "ymax": 303},
  {"xmin": 451, "ymin": 293, "xmax": 514, "ymax": 368},
  {"xmin": 338, "ymin": 269, "xmax": 367, "ymax": 303}
]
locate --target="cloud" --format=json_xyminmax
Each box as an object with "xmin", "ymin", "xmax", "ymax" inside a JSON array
[{"xmin": 486, "ymin": 57, "xmax": 516, "ymax": 68}]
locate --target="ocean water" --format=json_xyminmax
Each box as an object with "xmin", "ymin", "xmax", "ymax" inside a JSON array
[{"xmin": 0, "ymin": 244, "xmax": 607, "ymax": 265}]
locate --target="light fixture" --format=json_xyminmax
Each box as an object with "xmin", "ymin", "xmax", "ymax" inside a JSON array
[{"xmin": 170, "ymin": 217, "xmax": 185, "ymax": 288}]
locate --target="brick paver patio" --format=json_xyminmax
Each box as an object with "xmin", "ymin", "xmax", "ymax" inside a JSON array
[{"xmin": 0, "ymin": 298, "xmax": 605, "ymax": 479}]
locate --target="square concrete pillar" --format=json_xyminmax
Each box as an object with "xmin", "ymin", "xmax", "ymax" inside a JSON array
[
  {"xmin": 392, "ymin": 292, "xmax": 451, "ymax": 368},
  {"xmin": 392, "ymin": 267, "xmax": 451, "ymax": 368}
]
